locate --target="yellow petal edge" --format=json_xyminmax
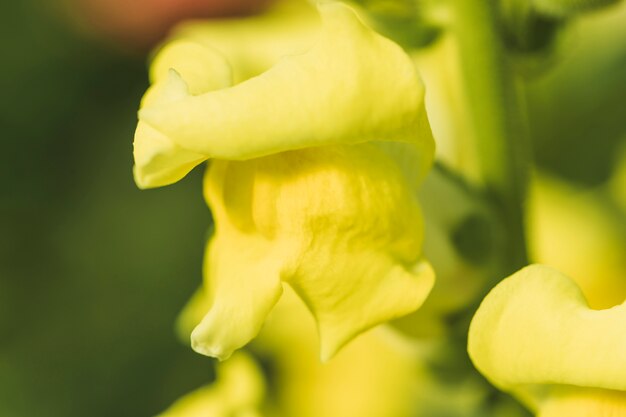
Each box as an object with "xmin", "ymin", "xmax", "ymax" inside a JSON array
[{"xmin": 468, "ymin": 264, "xmax": 626, "ymax": 416}]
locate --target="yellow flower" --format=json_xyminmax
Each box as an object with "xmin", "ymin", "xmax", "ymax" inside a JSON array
[
  {"xmin": 468, "ymin": 264, "xmax": 626, "ymax": 417},
  {"xmin": 134, "ymin": 1, "xmax": 435, "ymax": 361}
]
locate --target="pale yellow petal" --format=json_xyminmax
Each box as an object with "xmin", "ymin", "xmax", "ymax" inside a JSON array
[
  {"xmin": 133, "ymin": 121, "xmax": 207, "ymax": 189},
  {"xmin": 539, "ymin": 387, "xmax": 626, "ymax": 417},
  {"xmin": 468, "ymin": 264, "xmax": 626, "ymax": 408},
  {"xmin": 190, "ymin": 231, "xmax": 284, "ymax": 361},
  {"xmin": 139, "ymin": 2, "xmax": 432, "ymax": 163},
  {"xmin": 148, "ymin": 40, "xmax": 232, "ymax": 95},
  {"xmin": 133, "ymin": 41, "xmax": 232, "ymax": 189},
  {"xmin": 297, "ymin": 253, "xmax": 434, "ymax": 361},
  {"xmin": 196, "ymin": 143, "xmax": 434, "ymax": 360}
]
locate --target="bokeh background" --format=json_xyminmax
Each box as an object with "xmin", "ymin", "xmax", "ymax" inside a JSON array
[{"xmin": 0, "ymin": 0, "xmax": 625, "ymax": 416}]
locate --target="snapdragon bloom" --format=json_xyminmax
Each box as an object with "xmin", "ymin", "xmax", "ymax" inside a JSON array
[{"xmin": 134, "ymin": 1, "xmax": 435, "ymax": 361}]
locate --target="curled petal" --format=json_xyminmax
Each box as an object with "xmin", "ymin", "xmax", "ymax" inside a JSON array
[
  {"xmin": 190, "ymin": 235, "xmax": 284, "ymax": 360},
  {"xmin": 147, "ymin": 40, "xmax": 232, "ymax": 96},
  {"xmin": 133, "ymin": 40, "xmax": 232, "ymax": 189},
  {"xmin": 139, "ymin": 2, "xmax": 432, "ymax": 168},
  {"xmin": 468, "ymin": 264, "xmax": 626, "ymax": 412}
]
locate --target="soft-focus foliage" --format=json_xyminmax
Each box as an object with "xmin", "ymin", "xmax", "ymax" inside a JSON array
[
  {"xmin": 412, "ymin": 34, "xmax": 482, "ymax": 183},
  {"xmin": 393, "ymin": 165, "xmax": 506, "ymax": 338},
  {"xmin": 612, "ymin": 146, "xmax": 626, "ymax": 211},
  {"xmin": 527, "ymin": 0, "xmax": 626, "ymax": 185}
]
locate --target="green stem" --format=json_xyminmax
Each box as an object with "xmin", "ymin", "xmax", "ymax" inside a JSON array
[{"xmin": 450, "ymin": 0, "xmax": 530, "ymax": 271}]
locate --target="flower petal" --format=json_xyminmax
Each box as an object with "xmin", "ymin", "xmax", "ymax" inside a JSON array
[
  {"xmin": 302, "ymin": 255, "xmax": 434, "ymax": 361},
  {"xmin": 468, "ymin": 264, "xmax": 626, "ymax": 411},
  {"xmin": 194, "ymin": 143, "xmax": 434, "ymax": 360},
  {"xmin": 139, "ymin": 2, "xmax": 432, "ymax": 163},
  {"xmin": 539, "ymin": 387, "xmax": 626, "ymax": 417},
  {"xmin": 148, "ymin": 40, "xmax": 232, "ymax": 96},
  {"xmin": 189, "ymin": 239, "xmax": 285, "ymax": 361},
  {"xmin": 133, "ymin": 40, "xmax": 232, "ymax": 189},
  {"xmin": 189, "ymin": 161, "xmax": 285, "ymax": 361}
]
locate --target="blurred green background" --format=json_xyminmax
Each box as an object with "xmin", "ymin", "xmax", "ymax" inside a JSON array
[
  {"xmin": 0, "ymin": 2, "xmax": 214, "ymax": 416},
  {"xmin": 0, "ymin": 0, "xmax": 624, "ymax": 416}
]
